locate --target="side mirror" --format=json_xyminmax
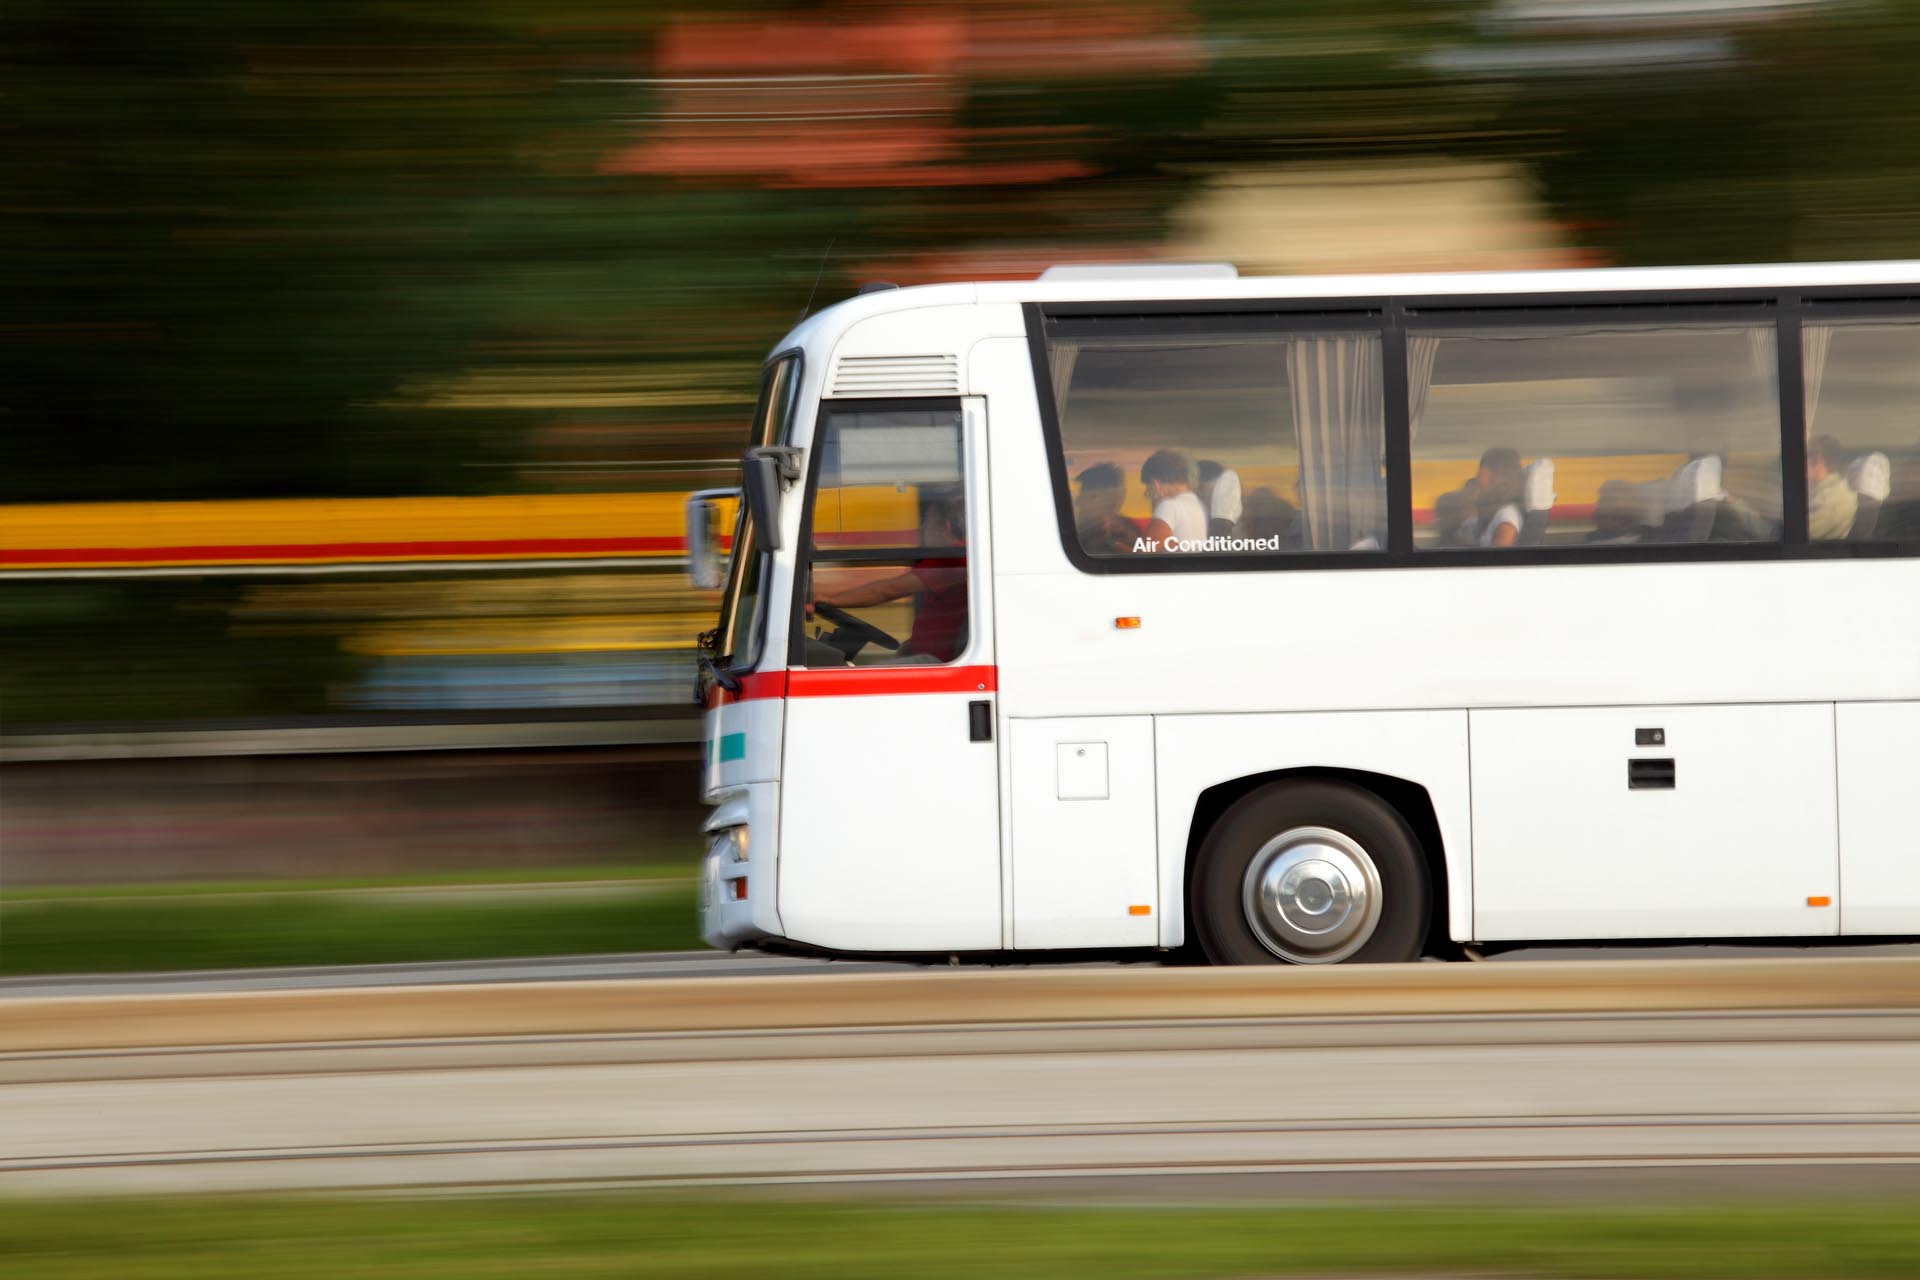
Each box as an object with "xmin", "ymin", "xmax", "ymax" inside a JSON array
[
  {"xmin": 742, "ymin": 451, "xmax": 788, "ymax": 552},
  {"xmin": 684, "ymin": 488, "xmax": 736, "ymax": 590}
]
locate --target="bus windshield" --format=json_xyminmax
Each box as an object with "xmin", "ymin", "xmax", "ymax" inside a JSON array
[
  {"xmin": 711, "ymin": 509, "xmax": 762, "ymax": 669},
  {"xmin": 706, "ymin": 354, "xmax": 802, "ymax": 673}
]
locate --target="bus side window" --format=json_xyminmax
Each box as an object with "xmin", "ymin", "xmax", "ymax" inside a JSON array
[
  {"xmin": 1802, "ymin": 317, "xmax": 1919, "ymax": 543},
  {"xmin": 1409, "ymin": 321, "xmax": 1783, "ymax": 549},
  {"xmin": 1046, "ymin": 329, "xmax": 1387, "ymax": 558}
]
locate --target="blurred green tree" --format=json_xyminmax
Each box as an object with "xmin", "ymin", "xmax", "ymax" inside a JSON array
[{"xmin": 7, "ymin": 0, "xmax": 1920, "ymax": 730}]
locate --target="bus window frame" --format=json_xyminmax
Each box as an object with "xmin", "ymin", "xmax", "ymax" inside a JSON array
[
  {"xmin": 788, "ymin": 397, "xmax": 971, "ymax": 668},
  {"xmin": 1025, "ymin": 290, "xmax": 1920, "ymax": 575}
]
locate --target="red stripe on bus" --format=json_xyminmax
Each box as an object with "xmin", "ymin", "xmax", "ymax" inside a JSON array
[
  {"xmin": 703, "ymin": 670, "xmax": 789, "ymax": 709},
  {"xmin": 4, "ymin": 536, "xmax": 693, "ymax": 566},
  {"xmin": 706, "ymin": 665, "xmax": 997, "ymax": 707},
  {"xmin": 788, "ymin": 665, "xmax": 997, "ymax": 697}
]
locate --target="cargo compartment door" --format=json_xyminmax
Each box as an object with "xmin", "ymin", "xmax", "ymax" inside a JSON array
[{"xmin": 1471, "ymin": 704, "xmax": 1839, "ymax": 941}]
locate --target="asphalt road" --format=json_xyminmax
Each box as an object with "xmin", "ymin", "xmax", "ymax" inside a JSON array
[{"xmin": 7, "ymin": 966, "xmax": 1920, "ymax": 1196}]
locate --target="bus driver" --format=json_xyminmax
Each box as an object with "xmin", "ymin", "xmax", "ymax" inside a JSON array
[{"xmin": 809, "ymin": 494, "xmax": 969, "ymax": 663}]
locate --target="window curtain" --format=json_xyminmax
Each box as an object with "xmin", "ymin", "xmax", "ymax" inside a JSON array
[
  {"xmin": 1405, "ymin": 334, "xmax": 1442, "ymax": 442},
  {"xmin": 1743, "ymin": 326, "xmax": 1775, "ymax": 384},
  {"xmin": 1800, "ymin": 324, "xmax": 1833, "ymax": 435},
  {"xmin": 1286, "ymin": 335, "xmax": 1385, "ymax": 550},
  {"xmin": 1047, "ymin": 341, "xmax": 1079, "ymax": 425}
]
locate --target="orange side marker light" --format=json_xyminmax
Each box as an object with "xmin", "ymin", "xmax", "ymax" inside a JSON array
[
  {"xmin": 1128, "ymin": 904, "xmax": 1151, "ymax": 916},
  {"xmin": 1807, "ymin": 895, "xmax": 1832, "ymax": 908},
  {"xmin": 729, "ymin": 878, "xmax": 748, "ymax": 901},
  {"xmin": 1115, "ymin": 616, "xmax": 1141, "ymax": 630}
]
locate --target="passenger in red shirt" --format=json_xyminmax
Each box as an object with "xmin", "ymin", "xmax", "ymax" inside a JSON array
[{"xmin": 811, "ymin": 496, "xmax": 968, "ymax": 662}]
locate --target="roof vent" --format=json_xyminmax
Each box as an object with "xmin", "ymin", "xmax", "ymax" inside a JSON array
[
  {"xmin": 829, "ymin": 353, "xmax": 961, "ymax": 397},
  {"xmin": 857, "ymin": 281, "xmax": 899, "ymax": 295},
  {"xmin": 1038, "ymin": 262, "xmax": 1239, "ymax": 282}
]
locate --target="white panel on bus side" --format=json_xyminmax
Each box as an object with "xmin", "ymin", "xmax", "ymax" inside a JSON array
[
  {"xmin": 970, "ymin": 336, "xmax": 1074, "ymax": 578},
  {"xmin": 779, "ymin": 690, "xmax": 1003, "ymax": 954},
  {"xmin": 1010, "ymin": 716, "xmax": 1158, "ymax": 949},
  {"xmin": 992, "ymin": 560, "xmax": 1920, "ymax": 716},
  {"xmin": 1837, "ymin": 701, "xmax": 1920, "ymax": 937},
  {"xmin": 1470, "ymin": 704, "xmax": 1839, "ymax": 941}
]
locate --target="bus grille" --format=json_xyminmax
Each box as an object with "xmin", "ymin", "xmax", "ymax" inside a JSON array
[{"xmin": 829, "ymin": 354, "xmax": 961, "ymax": 397}]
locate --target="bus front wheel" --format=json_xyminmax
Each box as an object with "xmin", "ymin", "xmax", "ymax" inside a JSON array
[{"xmin": 1192, "ymin": 781, "xmax": 1430, "ymax": 965}]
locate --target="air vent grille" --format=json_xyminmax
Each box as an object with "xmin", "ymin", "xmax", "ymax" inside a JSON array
[{"xmin": 830, "ymin": 354, "xmax": 960, "ymax": 397}]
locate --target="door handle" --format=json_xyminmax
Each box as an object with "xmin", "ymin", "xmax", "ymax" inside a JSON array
[
  {"xmin": 1628, "ymin": 758, "xmax": 1675, "ymax": 790},
  {"xmin": 968, "ymin": 700, "xmax": 992, "ymax": 742}
]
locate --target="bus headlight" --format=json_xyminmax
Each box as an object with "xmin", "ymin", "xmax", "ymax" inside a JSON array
[{"xmin": 713, "ymin": 825, "xmax": 748, "ymax": 863}]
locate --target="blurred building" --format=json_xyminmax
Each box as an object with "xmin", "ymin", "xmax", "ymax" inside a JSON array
[{"xmin": 1176, "ymin": 160, "xmax": 1597, "ymax": 276}]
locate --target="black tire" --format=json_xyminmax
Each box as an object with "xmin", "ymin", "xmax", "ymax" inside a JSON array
[{"xmin": 1191, "ymin": 780, "xmax": 1431, "ymax": 966}]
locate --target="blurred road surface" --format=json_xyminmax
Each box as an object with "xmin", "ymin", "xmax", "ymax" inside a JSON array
[
  {"xmin": 8, "ymin": 941, "xmax": 1920, "ymax": 999},
  {"xmin": 0, "ymin": 950, "xmax": 900, "ymax": 998},
  {"xmin": 6, "ymin": 961, "xmax": 1920, "ymax": 1196}
]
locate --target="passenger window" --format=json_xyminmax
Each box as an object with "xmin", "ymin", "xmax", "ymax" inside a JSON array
[
  {"xmin": 1408, "ymin": 322, "xmax": 1783, "ymax": 548},
  {"xmin": 1046, "ymin": 330, "xmax": 1387, "ymax": 557},
  {"xmin": 1802, "ymin": 318, "xmax": 1919, "ymax": 542},
  {"xmin": 798, "ymin": 407, "xmax": 970, "ymax": 667}
]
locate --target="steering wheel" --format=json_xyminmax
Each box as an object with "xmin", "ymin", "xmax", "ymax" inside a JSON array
[{"xmin": 811, "ymin": 601, "xmax": 903, "ymax": 655}]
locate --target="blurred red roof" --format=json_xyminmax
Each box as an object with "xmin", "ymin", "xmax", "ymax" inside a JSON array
[{"xmin": 606, "ymin": 2, "xmax": 1200, "ymax": 188}]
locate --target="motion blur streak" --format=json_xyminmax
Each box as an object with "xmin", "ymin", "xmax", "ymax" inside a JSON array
[{"xmin": 0, "ymin": 494, "xmax": 716, "ymax": 570}]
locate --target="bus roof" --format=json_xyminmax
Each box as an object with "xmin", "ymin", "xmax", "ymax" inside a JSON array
[{"xmin": 773, "ymin": 259, "xmax": 1920, "ymax": 361}]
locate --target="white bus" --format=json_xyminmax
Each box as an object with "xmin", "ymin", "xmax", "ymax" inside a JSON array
[{"xmin": 690, "ymin": 261, "xmax": 1920, "ymax": 964}]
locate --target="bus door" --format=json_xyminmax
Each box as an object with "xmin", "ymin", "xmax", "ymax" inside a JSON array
[{"xmin": 776, "ymin": 399, "xmax": 1002, "ymax": 952}]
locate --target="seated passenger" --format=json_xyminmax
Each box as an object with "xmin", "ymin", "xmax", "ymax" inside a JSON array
[
  {"xmin": 1073, "ymin": 462, "xmax": 1139, "ymax": 556},
  {"xmin": 1469, "ymin": 448, "xmax": 1524, "ymax": 547},
  {"xmin": 810, "ymin": 495, "xmax": 967, "ymax": 662},
  {"xmin": 1139, "ymin": 449, "xmax": 1208, "ymax": 550},
  {"xmin": 1196, "ymin": 460, "xmax": 1244, "ymax": 538},
  {"xmin": 1240, "ymin": 486, "xmax": 1298, "ymax": 548},
  {"xmin": 1585, "ymin": 479, "xmax": 1646, "ymax": 544},
  {"xmin": 1432, "ymin": 483, "xmax": 1478, "ymax": 547},
  {"xmin": 1807, "ymin": 434, "xmax": 1858, "ymax": 541}
]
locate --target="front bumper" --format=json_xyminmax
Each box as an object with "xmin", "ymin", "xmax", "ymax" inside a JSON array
[{"xmin": 698, "ymin": 785, "xmax": 777, "ymax": 949}]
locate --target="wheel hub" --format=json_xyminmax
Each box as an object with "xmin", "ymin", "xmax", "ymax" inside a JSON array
[{"xmin": 1242, "ymin": 826, "xmax": 1383, "ymax": 963}]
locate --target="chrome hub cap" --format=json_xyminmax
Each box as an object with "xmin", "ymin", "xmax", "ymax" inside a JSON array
[{"xmin": 1242, "ymin": 826, "xmax": 1383, "ymax": 963}]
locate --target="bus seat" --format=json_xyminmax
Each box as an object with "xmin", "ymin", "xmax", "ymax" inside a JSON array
[
  {"xmin": 1658, "ymin": 455, "xmax": 1723, "ymax": 542},
  {"xmin": 1517, "ymin": 457, "xmax": 1555, "ymax": 545},
  {"xmin": 1848, "ymin": 452, "xmax": 1891, "ymax": 539}
]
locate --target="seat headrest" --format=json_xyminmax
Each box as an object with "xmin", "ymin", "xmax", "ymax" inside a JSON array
[
  {"xmin": 1848, "ymin": 452, "xmax": 1892, "ymax": 502},
  {"xmin": 1522, "ymin": 458, "xmax": 1556, "ymax": 512},
  {"xmin": 1666, "ymin": 456, "xmax": 1724, "ymax": 512}
]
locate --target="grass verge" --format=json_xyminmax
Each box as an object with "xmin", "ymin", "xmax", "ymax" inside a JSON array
[
  {"xmin": 0, "ymin": 874, "xmax": 701, "ymax": 975},
  {"xmin": 3, "ymin": 1197, "xmax": 1920, "ymax": 1278}
]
